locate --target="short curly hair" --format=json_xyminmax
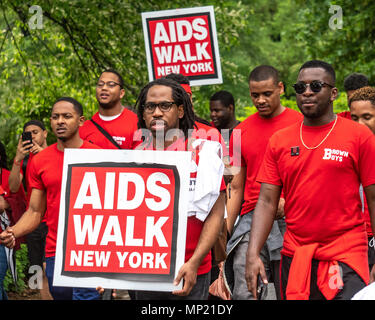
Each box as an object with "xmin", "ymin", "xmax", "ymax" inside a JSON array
[{"xmin": 349, "ymin": 86, "xmax": 375, "ymax": 107}]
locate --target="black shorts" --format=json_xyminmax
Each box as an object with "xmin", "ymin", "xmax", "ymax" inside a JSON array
[
  {"xmin": 26, "ymin": 221, "xmax": 48, "ymax": 268},
  {"xmin": 280, "ymin": 254, "xmax": 366, "ymax": 300}
]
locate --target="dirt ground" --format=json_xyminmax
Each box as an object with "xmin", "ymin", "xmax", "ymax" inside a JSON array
[
  {"xmin": 7, "ymin": 289, "xmax": 131, "ymax": 300},
  {"xmin": 7, "ymin": 288, "xmax": 41, "ymax": 300}
]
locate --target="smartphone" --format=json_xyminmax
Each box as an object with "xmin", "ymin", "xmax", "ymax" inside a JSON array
[
  {"xmin": 22, "ymin": 131, "xmax": 33, "ymax": 150},
  {"xmin": 22, "ymin": 131, "xmax": 32, "ymax": 143},
  {"xmin": 256, "ymin": 275, "xmax": 268, "ymax": 300}
]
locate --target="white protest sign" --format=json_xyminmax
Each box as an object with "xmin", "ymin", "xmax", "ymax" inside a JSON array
[
  {"xmin": 142, "ymin": 6, "xmax": 222, "ymax": 86},
  {"xmin": 53, "ymin": 149, "xmax": 190, "ymax": 292}
]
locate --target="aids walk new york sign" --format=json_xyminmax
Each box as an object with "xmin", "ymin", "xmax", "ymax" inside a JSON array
[
  {"xmin": 54, "ymin": 149, "xmax": 190, "ymax": 292},
  {"xmin": 142, "ymin": 6, "xmax": 223, "ymax": 86}
]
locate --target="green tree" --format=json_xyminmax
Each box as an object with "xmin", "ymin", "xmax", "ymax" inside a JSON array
[{"xmin": 0, "ymin": 0, "xmax": 250, "ymax": 162}]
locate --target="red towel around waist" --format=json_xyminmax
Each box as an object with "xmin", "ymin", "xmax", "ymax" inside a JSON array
[{"xmin": 282, "ymin": 225, "xmax": 369, "ymax": 300}]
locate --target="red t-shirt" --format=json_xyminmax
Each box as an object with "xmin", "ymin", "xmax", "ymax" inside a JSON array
[
  {"xmin": 1, "ymin": 169, "xmax": 12, "ymax": 198},
  {"xmin": 20, "ymin": 153, "xmax": 48, "ymax": 222},
  {"xmin": 79, "ymin": 108, "xmax": 138, "ymax": 149},
  {"xmin": 230, "ymin": 108, "xmax": 302, "ymax": 215},
  {"xmin": 1, "ymin": 168, "xmax": 26, "ymax": 232},
  {"xmin": 257, "ymin": 116, "xmax": 375, "ymax": 246},
  {"xmin": 28, "ymin": 141, "xmax": 100, "ymax": 258},
  {"xmin": 337, "ymin": 110, "xmax": 351, "ymax": 119},
  {"xmin": 133, "ymin": 137, "xmax": 226, "ymax": 275},
  {"xmin": 1, "ymin": 168, "xmax": 26, "ymax": 201},
  {"xmin": 191, "ymin": 121, "xmax": 229, "ymax": 159}
]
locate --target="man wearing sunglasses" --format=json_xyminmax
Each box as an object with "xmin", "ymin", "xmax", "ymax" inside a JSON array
[
  {"xmin": 225, "ymin": 65, "xmax": 302, "ymax": 300},
  {"xmin": 79, "ymin": 69, "xmax": 138, "ymax": 149},
  {"xmin": 246, "ymin": 60, "xmax": 375, "ymax": 300}
]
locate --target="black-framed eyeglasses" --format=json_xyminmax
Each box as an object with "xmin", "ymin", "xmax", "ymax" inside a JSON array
[
  {"xmin": 143, "ymin": 101, "xmax": 176, "ymax": 114},
  {"xmin": 96, "ymin": 81, "xmax": 122, "ymax": 88},
  {"xmin": 292, "ymin": 80, "xmax": 334, "ymax": 94}
]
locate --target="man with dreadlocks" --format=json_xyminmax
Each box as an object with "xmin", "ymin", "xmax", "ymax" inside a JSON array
[{"xmin": 133, "ymin": 78, "xmax": 226, "ymax": 300}]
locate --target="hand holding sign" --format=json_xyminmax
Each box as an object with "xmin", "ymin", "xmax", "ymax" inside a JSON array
[{"xmin": 172, "ymin": 258, "xmax": 200, "ymax": 296}]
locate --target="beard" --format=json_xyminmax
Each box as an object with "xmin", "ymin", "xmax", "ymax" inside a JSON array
[
  {"xmin": 57, "ymin": 136, "xmax": 67, "ymax": 142},
  {"xmin": 299, "ymin": 106, "xmax": 325, "ymax": 119},
  {"xmin": 54, "ymin": 127, "xmax": 77, "ymax": 142},
  {"xmin": 99, "ymin": 101, "xmax": 116, "ymax": 109},
  {"xmin": 96, "ymin": 92, "xmax": 119, "ymax": 110},
  {"xmin": 298, "ymin": 98, "xmax": 332, "ymax": 120}
]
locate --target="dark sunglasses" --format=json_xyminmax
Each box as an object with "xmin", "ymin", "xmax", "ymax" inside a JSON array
[{"xmin": 293, "ymin": 80, "xmax": 334, "ymax": 94}]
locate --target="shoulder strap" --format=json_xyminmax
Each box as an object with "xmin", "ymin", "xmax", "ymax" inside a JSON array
[
  {"xmin": 90, "ymin": 119, "xmax": 121, "ymax": 149},
  {"xmin": 22, "ymin": 154, "xmax": 29, "ymax": 190},
  {"xmin": 22, "ymin": 154, "xmax": 29, "ymax": 178}
]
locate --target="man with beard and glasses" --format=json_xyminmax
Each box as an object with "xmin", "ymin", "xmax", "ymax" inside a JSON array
[
  {"xmin": 131, "ymin": 78, "xmax": 226, "ymax": 300},
  {"xmin": 80, "ymin": 69, "xmax": 138, "ymax": 149},
  {"xmin": 246, "ymin": 60, "xmax": 375, "ymax": 300},
  {"xmin": 0, "ymin": 97, "xmax": 101, "ymax": 300}
]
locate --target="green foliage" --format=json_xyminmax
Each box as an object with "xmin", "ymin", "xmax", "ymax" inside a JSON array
[
  {"xmin": 0, "ymin": 0, "xmax": 367, "ymax": 166},
  {"xmin": 0, "ymin": 0, "xmax": 253, "ymax": 164},
  {"xmin": 4, "ymin": 244, "xmax": 29, "ymax": 293},
  {"xmin": 293, "ymin": 0, "xmax": 375, "ymax": 88}
]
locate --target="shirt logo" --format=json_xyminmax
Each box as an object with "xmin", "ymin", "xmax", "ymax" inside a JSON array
[
  {"xmin": 322, "ymin": 148, "xmax": 349, "ymax": 162},
  {"xmin": 112, "ymin": 136, "xmax": 126, "ymax": 145},
  {"xmin": 291, "ymin": 146, "xmax": 300, "ymax": 156}
]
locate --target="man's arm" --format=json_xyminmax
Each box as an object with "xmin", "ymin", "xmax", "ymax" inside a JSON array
[
  {"xmin": 0, "ymin": 188, "xmax": 46, "ymax": 248},
  {"xmin": 364, "ymin": 184, "xmax": 375, "ymax": 282},
  {"xmin": 173, "ymin": 191, "xmax": 225, "ymax": 296},
  {"xmin": 226, "ymin": 166, "xmax": 246, "ymax": 235},
  {"xmin": 8, "ymin": 164, "xmax": 23, "ymax": 194},
  {"xmin": 245, "ymin": 183, "xmax": 281, "ymax": 298}
]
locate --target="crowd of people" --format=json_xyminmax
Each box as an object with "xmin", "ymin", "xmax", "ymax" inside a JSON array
[{"xmin": 0, "ymin": 59, "xmax": 374, "ymax": 301}]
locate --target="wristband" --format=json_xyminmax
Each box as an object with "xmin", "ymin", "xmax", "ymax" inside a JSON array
[{"xmin": 13, "ymin": 159, "xmax": 21, "ymax": 166}]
